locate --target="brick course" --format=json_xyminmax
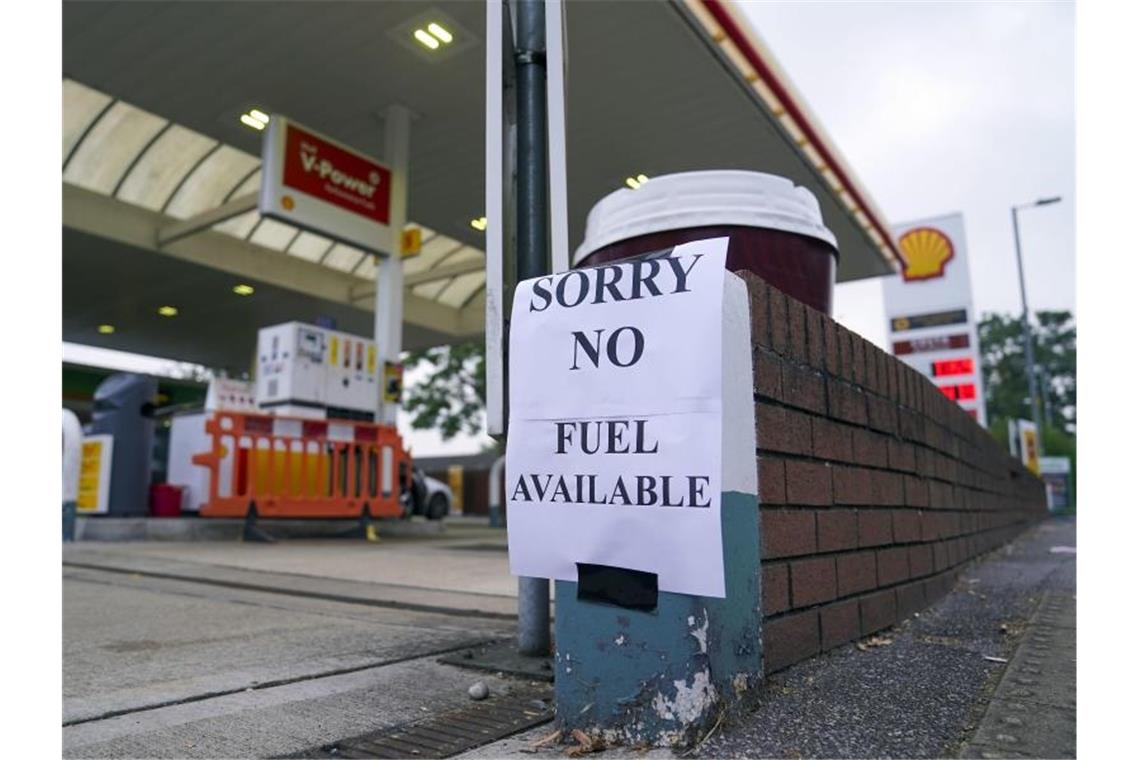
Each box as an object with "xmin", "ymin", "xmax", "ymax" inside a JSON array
[
  {"xmin": 758, "ymin": 457, "xmax": 786, "ymax": 505},
  {"xmin": 791, "ymin": 557, "xmax": 837, "ymax": 607},
  {"xmin": 762, "ymin": 563, "xmax": 790, "ymax": 616},
  {"xmin": 817, "ymin": 509, "xmax": 858, "ymax": 552},
  {"xmin": 820, "ymin": 599, "xmax": 861, "ymax": 650},
  {"xmin": 740, "ymin": 271, "xmax": 1047, "ymax": 674},
  {"xmin": 761, "ymin": 509, "xmax": 816, "ymax": 558},
  {"xmin": 785, "ymin": 460, "xmax": 832, "ymax": 505},
  {"xmin": 764, "ymin": 610, "xmax": 819, "ymax": 674}
]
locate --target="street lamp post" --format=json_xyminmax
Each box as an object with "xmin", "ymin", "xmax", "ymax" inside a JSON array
[{"xmin": 1010, "ymin": 196, "xmax": 1061, "ymax": 453}]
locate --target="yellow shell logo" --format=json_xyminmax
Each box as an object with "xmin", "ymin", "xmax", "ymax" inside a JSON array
[{"xmin": 898, "ymin": 227, "xmax": 955, "ymax": 282}]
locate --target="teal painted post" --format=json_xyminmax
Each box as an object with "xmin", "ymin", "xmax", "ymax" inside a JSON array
[{"xmin": 552, "ymin": 274, "xmax": 762, "ymax": 747}]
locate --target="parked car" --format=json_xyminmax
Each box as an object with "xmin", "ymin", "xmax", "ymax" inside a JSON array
[{"xmin": 409, "ymin": 468, "xmax": 452, "ymax": 520}]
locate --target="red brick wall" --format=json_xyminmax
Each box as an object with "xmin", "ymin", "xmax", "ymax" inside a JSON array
[{"xmin": 740, "ymin": 272, "xmax": 1047, "ymax": 674}]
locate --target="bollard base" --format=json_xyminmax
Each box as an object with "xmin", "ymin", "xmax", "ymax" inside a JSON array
[
  {"xmin": 63, "ymin": 501, "xmax": 77, "ymax": 542},
  {"xmin": 552, "ymin": 492, "xmax": 762, "ymax": 748}
]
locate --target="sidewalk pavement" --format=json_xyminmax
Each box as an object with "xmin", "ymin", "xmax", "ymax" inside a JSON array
[
  {"xmin": 465, "ymin": 517, "xmax": 1076, "ymax": 759},
  {"xmin": 63, "ymin": 517, "xmax": 1074, "ymax": 759}
]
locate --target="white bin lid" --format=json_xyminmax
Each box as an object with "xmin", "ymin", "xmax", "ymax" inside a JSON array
[{"xmin": 573, "ymin": 170, "xmax": 838, "ymax": 265}]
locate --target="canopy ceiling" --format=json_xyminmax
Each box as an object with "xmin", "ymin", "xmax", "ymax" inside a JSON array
[{"xmin": 62, "ymin": 0, "xmax": 898, "ymax": 372}]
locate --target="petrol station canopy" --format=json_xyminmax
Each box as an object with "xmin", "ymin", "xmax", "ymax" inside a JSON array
[{"xmin": 63, "ymin": 0, "xmax": 900, "ymax": 374}]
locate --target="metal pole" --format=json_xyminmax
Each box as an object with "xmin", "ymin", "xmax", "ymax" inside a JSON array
[
  {"xmin": 488, "ymin": 453, "xmax": 506, "ymax": 528},
  {"xmin": 376, "ymin": 104, "xmax": 412, "ymax": 425},
  {"xmin": 516, "ymin": 0, "xmax": 548, "ymax": 281},
  {"xmin": 514, "ymin": 0, "xmax": 551, "ymax": 657},
  {"xmin": 1011, "ymin": 206, "xmax": 1045, "ymax": 448}
]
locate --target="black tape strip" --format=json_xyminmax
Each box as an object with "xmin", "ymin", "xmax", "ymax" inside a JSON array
[{"xmin": 576, "ymin": 562, "xmax": 658, "ymax": 611}]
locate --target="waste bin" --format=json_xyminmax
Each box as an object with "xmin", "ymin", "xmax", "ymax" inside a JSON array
[
  {"xmin": 150, "ymin": 484, "xmax": 184, "ymax": 517},
  {"xmin": 574, "ymin": 170, "xmax": 839, "ymax": 314},
  {"xmin": 89, "ymin": 373, "xmax": 157, "ymax": 516}
]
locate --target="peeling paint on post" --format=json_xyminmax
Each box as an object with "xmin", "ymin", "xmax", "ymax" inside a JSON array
[{"xmin": 553, "ymin": 274, "xmax": 762, "ymax": 747}]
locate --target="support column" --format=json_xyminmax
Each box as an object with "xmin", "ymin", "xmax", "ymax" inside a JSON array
[{"xmin": 375, "ymin": 104, "xmax": 412, "ymax": 424}]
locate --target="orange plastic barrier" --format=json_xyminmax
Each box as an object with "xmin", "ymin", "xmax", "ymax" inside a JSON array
[{"xmin": 192, "ymin": 411, "xmax": 411, "ymax": 519}]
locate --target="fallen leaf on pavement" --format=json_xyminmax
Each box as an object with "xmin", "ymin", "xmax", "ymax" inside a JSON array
[
  {"xmin": 524, "ymin": 729, "xmax": 560, "ymax": 752},
  {"xmin": 565, "ymin": 729, "xmax": 605, "ymax": 756},
  {"xmin": 856, "ymin": 634, "xmax": 895, "ymax": 651}
]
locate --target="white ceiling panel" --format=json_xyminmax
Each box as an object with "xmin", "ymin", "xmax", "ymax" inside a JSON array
[
  {"xmin": 64, "ymin": 101, "xmax": 166, "ymax": 194},
  {"xmin": 164, "ymin": 145, "xmax": 259, "ymax": 219},
  {"xmin": 116, "ymin": 124, "xmax": 217, "ymax": 210},
  {"xmin": 62, "ymin": 79, "xmax": 113, "ymax": 161}
]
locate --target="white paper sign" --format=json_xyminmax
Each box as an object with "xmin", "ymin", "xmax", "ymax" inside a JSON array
[{"xmin": 506, "ymin": 237, "xmax": 729, "ymax": 598}]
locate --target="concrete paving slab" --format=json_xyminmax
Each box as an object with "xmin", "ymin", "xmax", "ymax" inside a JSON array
[
  {"xmin": 63, "ymin": 571, "xmax": 501, "ymax": 724},
  {"xmin": 64, "ymin": 566, "xmax": 514, "ymax": 635},
  {"xmin": 65, "ymin": 659, "xmax": 524, "ymax": 758},
  {"xmin": 962, "ymin": 587, "xmax": 1077, "ymax": 759},
  {"xmin": 968, "ymin": 700, "xmax": 1075, "ymax": 759},
  {"xmin": 62, "ymin": 519, "xmax": 560, "ymax": 759},
  {"xmin": 64, "ymin": 539, "xmax": 526, "ymax": 618},
  {"xmin": 66, "ymin": 527, "xmax": 515, "ymax": 597}
]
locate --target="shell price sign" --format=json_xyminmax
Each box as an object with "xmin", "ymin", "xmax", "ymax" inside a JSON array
[
  {"xmin": 259, "ymin": 116, "xmax": 394, "ymax": 255},
  {"xmin": 884, "ymin": 213, "xmax": 987, "ymax": 426}
]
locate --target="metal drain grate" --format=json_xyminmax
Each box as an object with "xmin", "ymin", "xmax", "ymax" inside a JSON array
[{"xmin": 302, "ymin": 691, "xmax": 553, "ymax": 758}]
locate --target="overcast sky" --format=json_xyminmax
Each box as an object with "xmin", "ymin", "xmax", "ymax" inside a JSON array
[
  {"xmin": 64, "ymin": 1, "xmax": 1076, "ymax": 457},
  {"xmin": 738, "ymin": 1, "xmax": 1075, "ymax": 345}
]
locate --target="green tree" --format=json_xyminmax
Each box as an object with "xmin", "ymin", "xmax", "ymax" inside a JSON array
[
  {"xmin": 978, "ymin": 310, "xmax": 1076, "ymax": 435},
  {"xmin": 401, "ymin": 340, "xmax": 486, "ymax": 440},
  {"xmin": 978, "ymin": 310, "xmax": 1076, "ymax": 510}
]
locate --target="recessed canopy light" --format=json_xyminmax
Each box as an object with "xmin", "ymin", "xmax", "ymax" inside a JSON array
[
  {"xmin": 427, "ymin": 23, "xmax": 453, "ymax": 44},
  {"xmin": 625, "ymin": 174, "xmax": 650, "ymax": 190},
  {"xmin": 157, "ymin": 305, "xmax": 179, "ymax": 317},
  {"xmin": 414, "ymin": 21, "xmax": 454, "ymax": 51},
  {"xmin": 470, "ymin": 216, "xmax": 488, "ymax": 231},
  {"xmin": 413, "ymin": 28, "xmax": 440, "ymax": 50},
  {"xmin": 97, "ymin": 324, "xmax": 115, "ymax": 334},
  {"xmin": 233, "ymin": 284, "xmax": 255, "ymax": 296},
  {"xmin": 239, "ymin": 108, "xmax": 269, "ymax": 131}
]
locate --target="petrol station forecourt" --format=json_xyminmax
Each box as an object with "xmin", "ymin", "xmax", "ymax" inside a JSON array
[{"xmin": 59, "ymin": 1, "xmax": 1071, "ymax": 759}]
